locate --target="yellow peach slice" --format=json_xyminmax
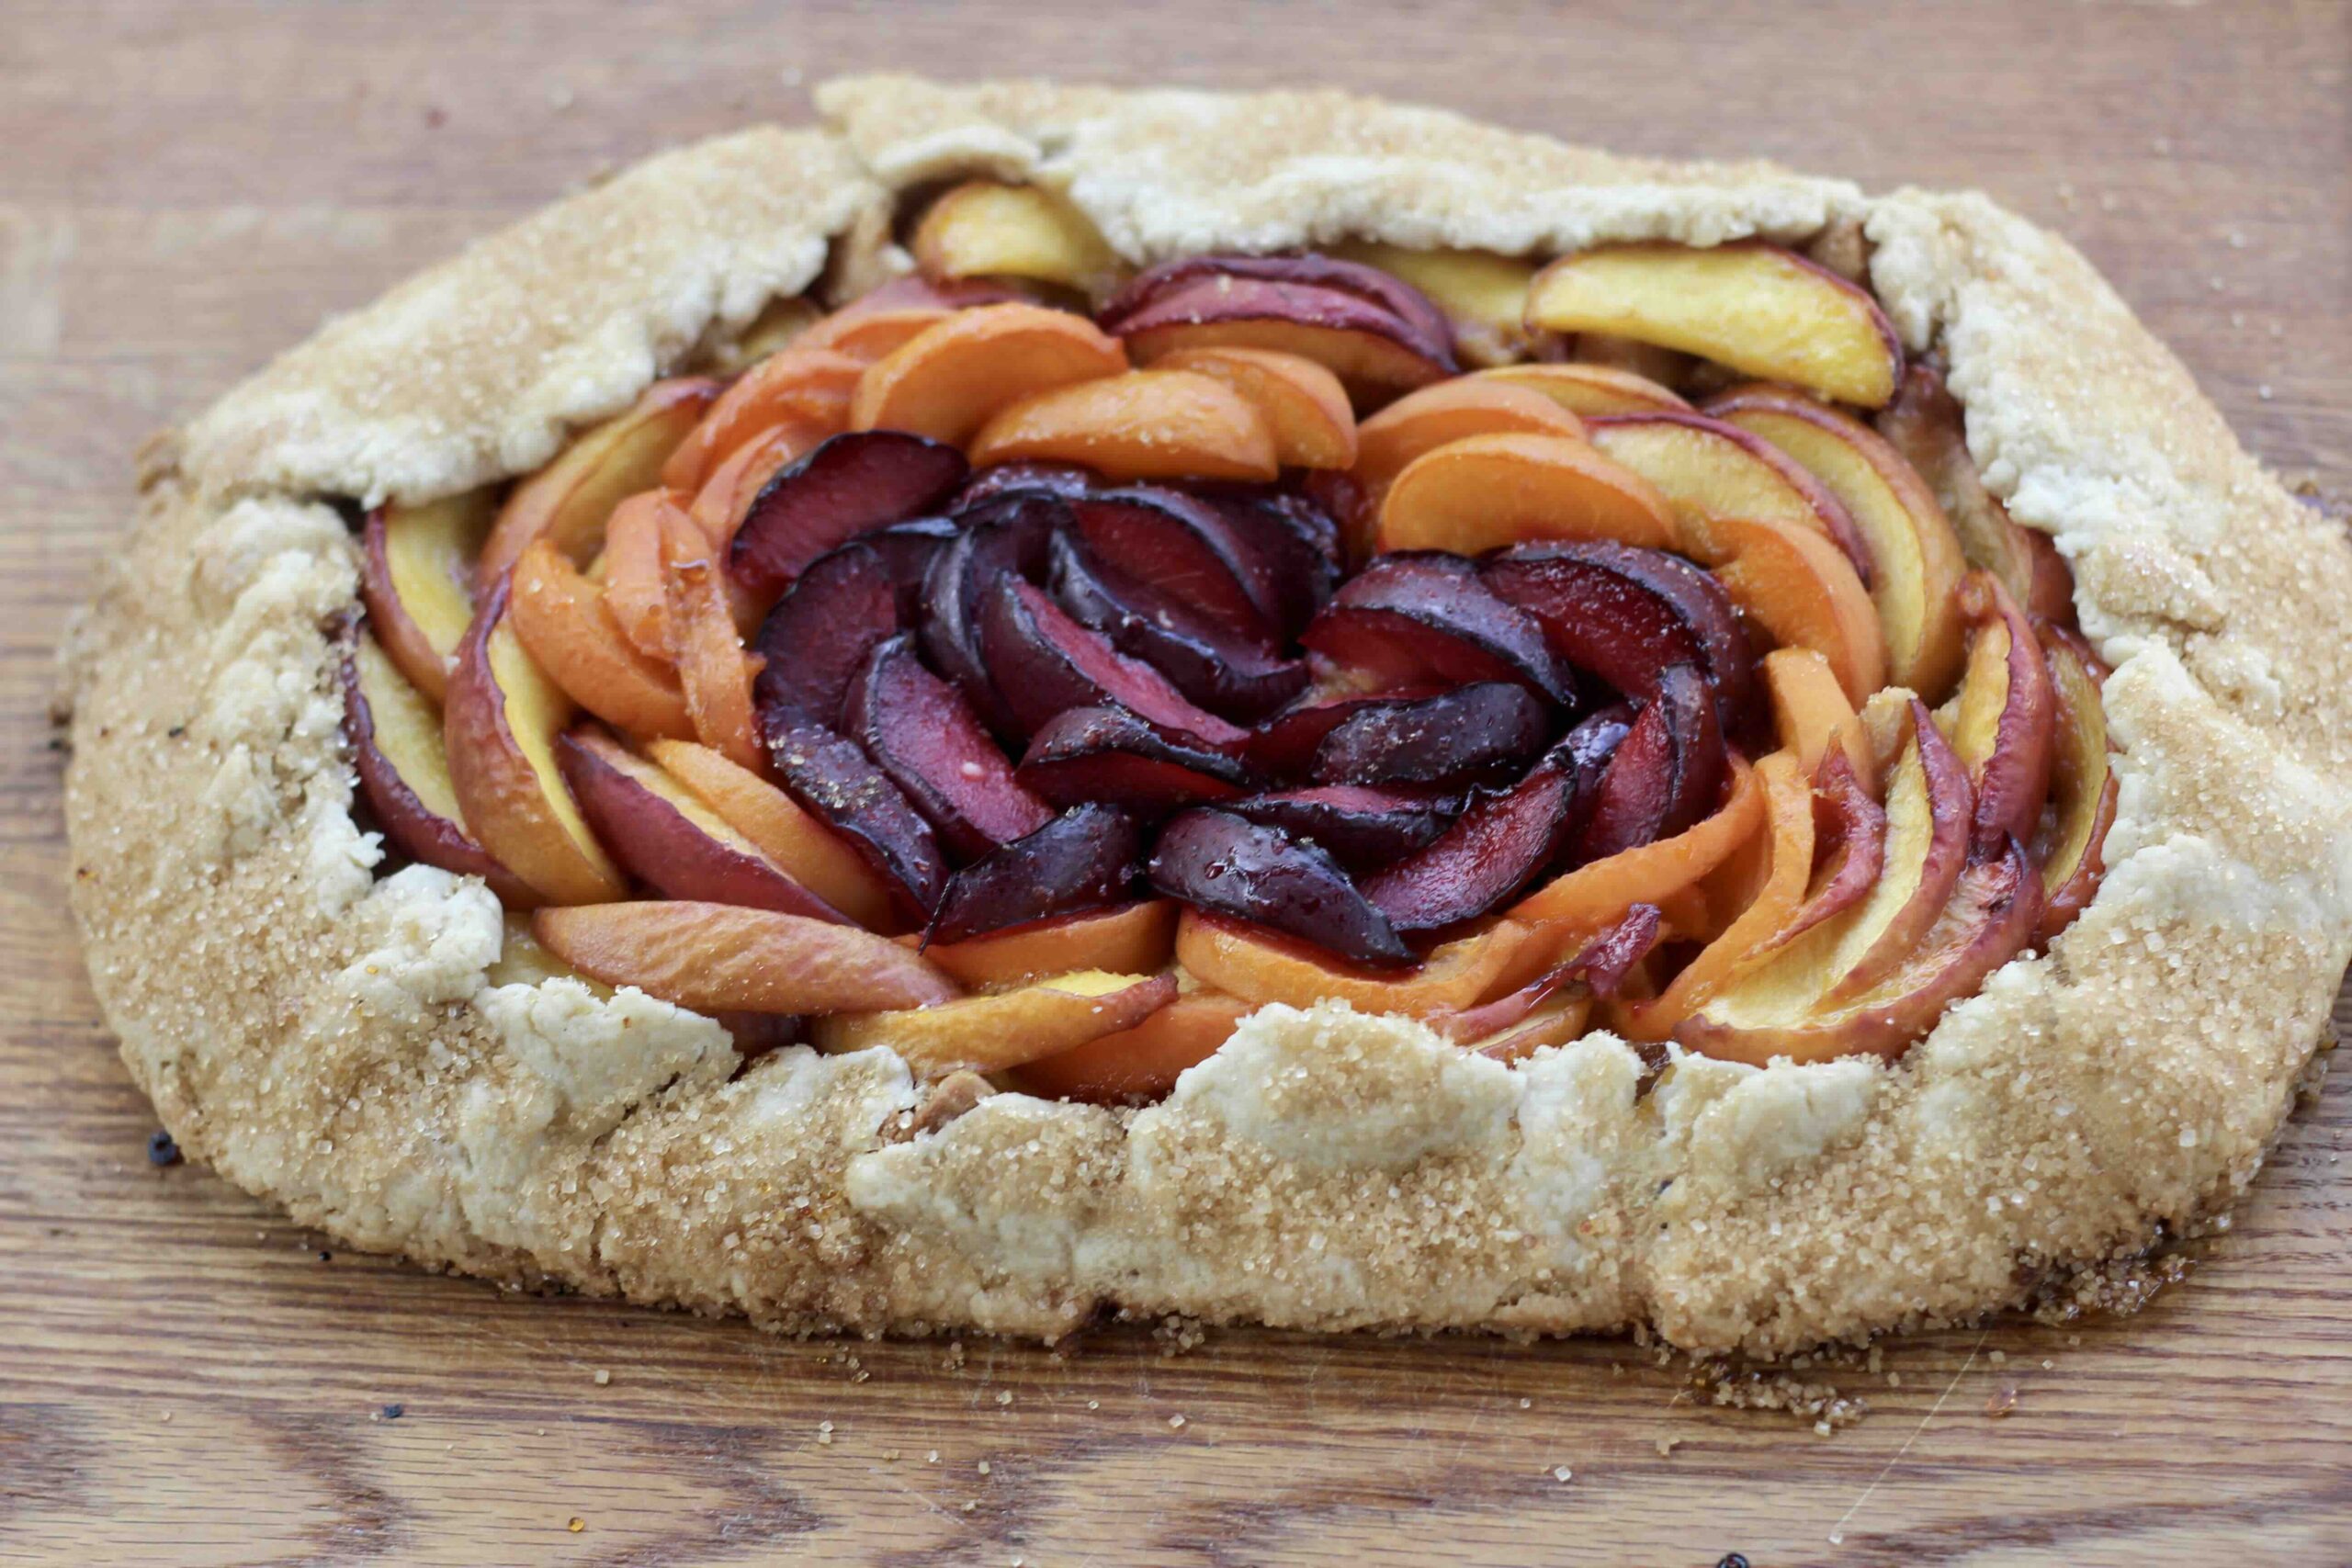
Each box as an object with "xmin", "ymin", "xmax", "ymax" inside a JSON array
[
  {"xmin": 478, "ymin": 377, "xmax": 719, "ymax": 585},
  {"xmin": 850, "ymin": 302, "xmax": 1127, "ymax": 446},
  {"xmin": 1584, "ymin": 411, "xmax": 1867, "ymax": 568},
  {"xmin": 1473, "ymin": 363, "xmax": 1691, "ymax": 418},
  {"xmin": 360, "ymin": 491, "xmax": 496, "ymax": 701},
  {"xmin": 2032, "ymin": 623, "xmax": 2118, "ymax": 942},
  {"xmin": 1374, "ymin": 433, "xmax": 1679, "ymax": 555},
  {"xmin": 1526, "ymin": 242, "xmax": 1902, "ymax": 407},
  {"xmin": 967, "ymin": 368, "xmax": 1279, "ymax": 482},
  {"xmin": 1330, "ymin": 242, "xmax": 1537, "ymax": 367},
  {"xmin": 535, "ymin": 901, "xmax": 959, "ymax": 1015},
  {"xmin": 1150, "ymin": 346, "xmax": 1358, "ymax": 469},
  {"xmin": 646, "ymin": 739, "xmax": 900, "ymax": 931},
  {"xmin": 811, "ymin": 970, "xmax": 1179, "ymax": 1077},
  {"xmin": 910, "ymin": 181, "xmax": 1127, "ymax": 297}
]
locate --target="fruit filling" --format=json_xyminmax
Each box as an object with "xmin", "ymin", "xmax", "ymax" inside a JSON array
[{"xmin": 344, "ymin": 180, "xmax": 2118, "ymax": 1103}]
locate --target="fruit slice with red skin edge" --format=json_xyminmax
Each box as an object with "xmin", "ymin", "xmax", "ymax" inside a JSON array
[
  {"xmin": 555, "ymin": 728, "xmax": 850, "ymax": 922},
  {"xmin": 749, "ymin": 540, "xmax": 904, "ymax": 729},
  {"xmin": 2032, "ymin": 622, "xmax": 2119, "ymax": 942},
  {"xmin": 1190, "ymin": 486, "xmax": 1342, "ymax": 637},
  {"xmin": 845, "ymin": 634, "xmax": 1051, "ymax": 861},
  {"xmin": 1148, "ymin": 807, "xmax": 1411, "ymax": 966},
  {"xmin": 1104, "ymin": 254, "xmax": 1455, "ymax": 352},
  {"xmin": 1943, "ymin": 571, "xmax": 2057, "ymax": 858},
  {"xmin": 1064, "ymin": 486, "xmax": 1283, "ymax": 644},
  {"xmin": 921, "ymin": 496, "xmax": 1068, "ymax": 740},
  {"xmin": 1359, "ymin": 750, "xmax": 1581, "ymax": 935},
  {"xmin": 726, "ymin": 430, "xmax": 969, "ymax": 605},
  {"xmin": 918, "ymin": 899, "xmax": 1176, "ymax": 988},
  {"xmin": 951, "ymin": 460, "xmax": 1100, "ymax": 509},
  {"xmin": 1768, "ymin": 748, "xmax": 1887, "ymax": 955},
  {"xmin": 926, "ymin": 802, "xmax": 1146, "ymax": 946},
  {"xmin": 1568, "ymin": 665, "xmax": 1724, "ymax": 864},
  {"xmin": 761, "ymin": 716, "xmax": 949, "ymax": 925},
  {"xmin": 646, "ymin": 738, "xmax": 900, "ymax": 932},
  {"xmin": 1525, "ymin": 241, "xmax": 1902, "ymax": 408},
  {"xmin": 1818, "ymin": 701, "xmax": 1975, "ymax": 1004},
  {"xmin": 360, "ymin": 492, "xmax": 495, "ymax": 702},
  {"xmin": 1679, "ymin": 837, "xmax": 2041, "ymax": 1066},
  {"xmin": 1557, "ymin": 702, "xmax": 1634, "ymax": 802},
  {"xmin": 343, "ymin": 626, "xmax": 534, "ymax": 905},
  {"xmin": 480, "ymin": 376, "xmax": 721, "ymax": 585},
  {"xmin": 1433, "ymin": 903, "xmax": 1663, "ymax": 1043},
  {"xmin": 1221, "ymin": 784, "xmax": 1452, "ymax": 868},
  {"xmin": 1242, "ymin": 682, "xmax": 1449, "ymax": 779},
  {"xmin": 1012, "ymin": 989, "xmax": 1250, "ymax": 1104},
  {"xmin": 1473, "ymin": 362, "xmax": 1690, "ymax": 418},
  {"xmin": 534, "ymin": 902, "xmax": 959, "ymax": 1017},
  {"xmin": 1301, "ymin": 552, "xmax": 1571, "ymax": 706},
  {"xmin": 1585, "ymin": 411, "xmax": 1873, "ymax": 583},
  {"xmin": 443, "ymin": 577, "xmax": 628, "ymax": 907},
  {"xmin": 1047, "ymin": 532, "xmax": 1308, "ymax": 722},
  {"xmin": 1308, "ymin": 681, "xmax": 1549, "ymax": 792},
  {"xmin": 658, "ymin": 351, "xmax": 859, "ymax": 496},
  {"xmin": 1015, "ymin": 704, "xmax": 1258, "ymax": 815},
  {"xmin": 812, "ymin": 970, "xmax": 1180, "ymax": 1077},
  {"xmin": 977, "ymin": 577, "xmax": 1250, "ymax": 747},
  {"xmin": 1482, "ymin": 540, "xmax": 1756, "ymax": 735}
]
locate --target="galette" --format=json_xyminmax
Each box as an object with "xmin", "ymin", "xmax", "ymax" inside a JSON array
[{"xmin": 62, "ymin": 78, "xmax": 2352, "ymax": 1354}]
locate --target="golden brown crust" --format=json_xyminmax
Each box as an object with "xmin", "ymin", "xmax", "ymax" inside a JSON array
[{"xmin": 64, "ymin": 83, "xmax": 2352, "ymax": 1355}]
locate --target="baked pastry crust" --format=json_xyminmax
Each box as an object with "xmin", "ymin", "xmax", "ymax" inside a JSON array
[{"xmin": 62, "ymin": 80, "xmax": 2352, "ymax": 1355}]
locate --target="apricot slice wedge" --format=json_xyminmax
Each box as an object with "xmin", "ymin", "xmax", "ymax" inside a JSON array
[
  {"xmin": 851, "ymin": 301, "xmax": 1127, "ymax": 446},
  {"xmin": 476, "ymin": 378, "xmax": 721, "ymax": 587},
  {"xmin": 1758, "ymin": 646, "xmax": 1876, "ymax": 795},
  {"xmin": 534, "ymin": 901, "xmax": 959, "ymax": 1015},
  {"xmin": 968, "ymin": 369, "xmax": 1280, "ymax": 483},
  {"xmin": 646, "ymin": 739, "xmax": 900, "ymax": 931},
  {"xmin": 510, "ymin": 538, "xmax": 695, "ymax": 742},
  {"xmin": 1174, "ymin": 908, "xmax": 1541, "ymax": 1017},
  {"xmin": 1012, "ymin": 989, "xmax": 1250, "ymax": 1103},
  {"xmin": 921, "ymin": 899, "xmax": 1178, "ymax": 988},
  {"xmin": 1707, "ymin": 384, "xmax": 1969, "ymax": 700},
  {"xmin": 1356, "ymin": 380, "xmax": 1589, "ymax": 490},
  {"xmin": 2031, "ymin": 623, "xmax": 2118, "ymax": 942},
  {"xmin": 443, "ymin": 578, "xmax": 627, "ymax": 906},
  {"xmin": 1374, "ymin": 433, "xmax": 1679, "ymax": 556},
  {"xmin": 598, "ymin": 490, "xmax": 701, "ymax": 661},
  {"xmin": 1690, "ymin": 513, "xmax": 1887, "ymax": 705},
  {"xmin": 812, "ymin": 970, "xmax": 1179, "ymax": 1077},
  {"xmin": 660, "ymin": 351, "xmax": 860, "ymax": 496},
  {"xmin": 360, "ymin": 491, "xmax": 495, "ymax": 701},
  {"xmin": 1149, "ymin": 346, "xmax": 1358, "ymax": 469},
  {"xmin": 1526, "ymin": 242, "xmax": 1902, "ymax": 408},
  {"xmin": 1472, "ymin": 363, "xmax": 1691, "ymax": 418},
  {"xmin": 1509, "ymin": 753, "xmax": 1761, "ymax": 932},
  {"xmin": 911, "ymin": 180, "xmax": 1127, "ymax": 297},
  {"xmin": 664, "ymin": 552, "xmax": 763, "ymax": 773},
  {"xmin": 1584, "ymin": 412, "xmax": 1870, "ymax": 575}
]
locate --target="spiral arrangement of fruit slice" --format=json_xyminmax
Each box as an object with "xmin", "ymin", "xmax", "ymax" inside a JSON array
[{"xmin": 343, "ymin": 180, "xmax": 2119, "ymax": 1101}]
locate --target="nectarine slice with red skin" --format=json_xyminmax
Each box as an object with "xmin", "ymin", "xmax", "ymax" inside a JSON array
[
  {"xmin": 646, "ymin": 739, "xmax": 901, "ymax": 932},
  {"xmin": 1149, "ymin": 808, "xmax": 1410, "ymax": 966},
  {"xmin": 360, "ymin": 492, "xmax": 495, "ymax": 702},
  {"xmin": 1690, "ymin": 513, "xmax": 1887, "ymax": 706},
  {"xmin": 911, "ymin": 181, "xmax": 1128, "ymax": 297},
  {"xmin": 1585, "ymin": 412, "xmax": 1871, "ymax": 580},
  {"xmin": 813, "ymin": 970, "xmax": 1179, "ymax": 1077},
  {"xmin": 1816, "ymin": 700, "xmax": 1975, "ymax": 1004},
  {"xmin": 533, "ymin": 901, "xmax": 959, "ymax": 1016},
  {"xmin": 1770, "ymin": 749, "xmax": 1888, "ymax": 957},
  {"xmin": 1469, "ymin": 995, "xmax": 1596, "ymax": 1064},
  {"xmin": 1759, "ymin": 646, "xmax": 1877, "ymax": 796},
  {"xmin": 1943, "ymin": 572, "xmax": 2057, "ymax": 859},
  {"xmin": 920, "ymin": 899, "xmax": 1177, "ymax": 989},
  {"xmin": 847, "ymin": 634, "xmax": 1051, "ymax": 860},
  {"xmin": 726, "ymin": 430, "xmax": 970, "ymax": 605},
  {"xmin": 1222, "ymin": 784, "xmax": 1451, "ymax": 868},
  {"xmin": 1068, "ymin": 487, "xmax": 1285, "ymax": 645},
  {"xmin": 555, "ymin": 728, "xmax": 848, "ymax": 923},
  {"xmin": 1483, "ymin": 540, "xmax": 1756, "ymax": 735},
  {"xmin": 2032, "ymin": 622, "xmax": 2118, "ymax": 942},
  {"xmin": 978, "ymin": 578, "xmax": 1250, "ymax": 747},
  {"xmin": 443, "ymin": 578, "xmax": 628, "ymax": 907},
  {"xmin": 1150, "ymin": 346, "xmax": 1359, "ymax": 469},
  {"xmin": 475, "ymin": 377, "xmax": 721, "ymax": 589},
  {"xmin": 763, "ymin": 718, "xmax": 949, "ymax": 926},
  {"xmin": 1526, "ymin": 241, "xmax": 1902, "ymax": 408},
  {"xmin": 1329, "ymin": 242, "xmax": 1536, "ymax": 367},
  {"xmin": 1016, "ymin": 705, "xmax": 1257, "ymax": 815},
  {"xmin": 1510, "ymin": 753, "xmax": 1762, "ymax": 933},
  {"xmin": 1106, "ymin": 254, "xmax": 1456, "ymax": 360},
  {"xmin": 969, "ymin": 368, "xmax": 1281, "ymax": 483},
  {"xmin": 1310, "ymin": 681, "xmax": 1547, "ymax": 792},
  {"xmin": 1374, "ymin": 433, "xmax": 1679, "ymax": 557},
  {"xmin": 1012, "ymin": 988, "xmax": 1250, "ymax": 1103},
  {"xmin": 1173, "ymin": 908, "xmax": 1540, "ymax": 1017},
  {"xmin": 926, "ymin": 803, "xmax": 1145, "ymax": 946},
  {"xmin": 510, "ymin": 539, "xmax": 695, "ymax": 743},
  {"xmin": 1473, "ymin": 363, "xmax": 1690, "ymax": 419},
  {"xmin": 664, "ymin": 552, "xmax": 763, "ymax": 773},
  {"xmin": 1361, "ymin": 751, "xmax": 1580, "ymax": 935},
  {"xmin": 1876, "ymin": 365, "xmax": 2075, "ymax": 625},
  {"xmin": 851, "ymin": 301, "xmax": 1128, "ymax": 446},
  {"xmin": 344, "ymin": 628, "xmax": 533, "ymax": 905},
  {"xmin": 660, "ymin": 350, "xmax": 859, "ymax": 496},
  {"xmin": 1707, "ymin": 383, "xmax": 1969, "ymax": 701},
  {"xmin": 1301, "ymin": 552, "xmax": 1571, "ymax": 706},
  {"xmin": 1569, "ymin": 665, "xmax": 1725, "ymax": 864},
  {"xmin": 1048, "ymin": 533, "xmax": 1308, "ymax": 723}
]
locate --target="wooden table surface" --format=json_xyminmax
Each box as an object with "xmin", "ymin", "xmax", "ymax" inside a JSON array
[{"xmin": 5, "ymin": 3, "xmax": 2348, "ymax": 1562}]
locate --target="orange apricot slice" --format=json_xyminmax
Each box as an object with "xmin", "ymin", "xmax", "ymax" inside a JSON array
[
  {"xmin": 1150, "ymin": 346, "xmax": 1358, "ymax": 469},
  {"xmin": 479, "ymin": 377, "xmax": 721, "ymax": 585},
  {"xmin": 849, "ymin": 302, "xmax": 1127, "ymax": 446},
  {"xmin": 600, "ymin": 490, "xmax": 702, "ymax": 660},
  {"xmin": 1689, "ymin": 515, "xmax": 1887, "ymax": 705},
  {"xmin": 1012, "ymin": 989, "xmax": 1252, "ymax": 1102},
  {"xmin": 1356, "ymin": 380, "xmax": 1589, "ymax": 490},
  {"xmin": 663, "ymin": 551, "xmax": 763, "ymax": 773},
  {"xmin": 535, "ymin": 901, "xmax": 959, "ymax": 1015},
  {"xmin": 967, "ymin": 368, "xmax": 1280, "ymax": 482},
  {"xmin": 684, "ymin": 418, "xmax": 827, "ymax": 543},
  {"xmin": 646, "ymin": 739, "xmax": 900, "ymax": 931},
  {"xmin": 920, "ymin": 901, "xmax": 1178, "ymax": 988},
  {"xmin": 796, "ymin": 305, "xmax": 956, "ymax": 364},
  {"xmin": 1759, "ymin": 646, "xmax": 1877, "ymax": 795},
  {"xmin": 1510, "ymin": 754, "xmax": 1763, "ymax": 932},
  {"xmin": 510, "ymin": 539, "xmax": 695, "ymax": 742},
  {"xmin": 661, "ymin": 347, "xmax": 861, "ymax": 495},
  {"xmin": 1174, "ymin": 910, "xmax": 1542, "ymax": 1017},
  {"xmin": 1473, "ymin": 363, "xmax": 1691, "ymax": 418},
  {"xmin": 1374, "ymin": 432, "xmax": 1679, "ymax": 556},
  {"xmin": 812, "ymin": 970, "xmax": 1179, "ymax": 1077}
]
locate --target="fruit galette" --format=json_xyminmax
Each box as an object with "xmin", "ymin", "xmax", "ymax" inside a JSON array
[{"xmin": 63, "ymin": 80, "xmax": 2352, "ymax": 1354}]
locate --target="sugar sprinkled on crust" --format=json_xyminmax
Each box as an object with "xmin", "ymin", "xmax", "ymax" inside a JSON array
[{"xmin": 63, "ymin": 81, "xmax": 2352, "ymax": 1355}]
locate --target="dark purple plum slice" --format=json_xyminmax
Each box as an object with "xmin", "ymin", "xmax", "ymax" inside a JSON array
[
  {"xmin": 1241, "ymin": 683, "xmax": 1448, "ymax": 779},
  {"xmin": 1048, "ymin": 532, "xmax": 1307, "ymax": 722},
  {"xmin": 761, "ymin": 713, "xmax": 948, "ymax": 925},
  {"xmin": 1067, "ymin": 487, "xmax": 1282, "ymax": 644},
  {"xmin": 1359, "ymin": 753, "xmax": 1581, "ymax": 935},
  {"xmin": 1568, "ymin": 665, "xmax": 1725, "ymax": 864},
  {"xmin": 976, "ymin": 576, "xmax": 1250, "ymax": 747},
  {"xmin": 1148, "ymin": 807, "xmax": 1411, "ymax": 966},
  {"xmin": 729, "ymin": 430, "xmax": 968, "ymax": 603},
  {"xmin": 919, "ymin": 492, "xmax": 1067, "ymax": 740},
  {"xmin": 1301, "ymin": 552, "xmax": 1571, "ymax": 705},
  {"xmin": 845, "ymin": 634, "xmax": 1052, "ymax": 862},
  {"xmin": 1100, "ymin": 254, "xmax": 1457, "ymax": 371},
  {"xmin": 1308, "ymin": 681, "xmax": 1548, "ymax": 791},
  {"xmin": 926, "ymin": 803, "xmax": 1145, "ymax": 946},
  {"xmin": 951, "ymin": 460, "xmax": 1099, "ymax": 510},
  {"xmin": 1015, "ymin": 705, "xmax": 1257, "ymax": 816},
  {"xmin": 1192, "ymin": 485, "xmax": 1342, "ymax": 635},
  {"xmin": 752, "ymin": 534, "xmax": 932, "ymax": 728},
  {"xmin": 1222, "ymin": 784, "xmax": 1452, "ymax": 868}
]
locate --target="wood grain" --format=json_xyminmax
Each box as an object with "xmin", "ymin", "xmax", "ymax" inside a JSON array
[{"xmin": 4, "ymin": 3, "xmax": 2348, "ymax": 1562}]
